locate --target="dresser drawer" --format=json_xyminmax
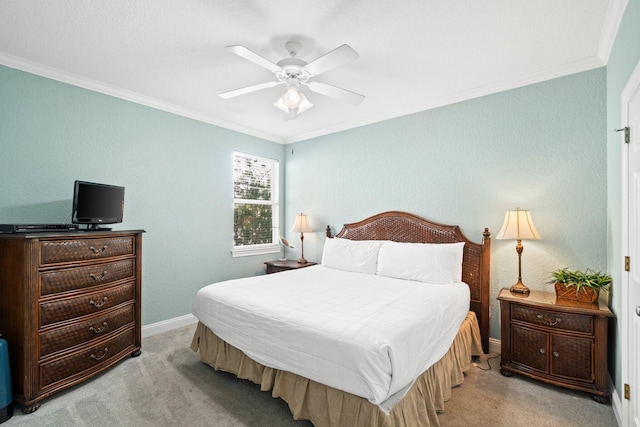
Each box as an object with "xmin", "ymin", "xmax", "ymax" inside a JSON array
[
  {"xmin": 40, "ymin": 304, "xmax": 135, "ymax": 357},
  {"xmin": 40, "ymin": 259, "xmax": 135, "ymax": 296},
  {"xmin": 40, "ymin": 236, "xmax": 135, "ymax": 265},
  {"xmin": 511, "ymin": 304, "xmax": 593, "ymax": 334},
  {"xmin": 40, "ymin": 327, "xmax": 135, "ymax": 389},
  {"xmin": 39, "ymin": 281, "xmax": 135, "ymax": 327}
]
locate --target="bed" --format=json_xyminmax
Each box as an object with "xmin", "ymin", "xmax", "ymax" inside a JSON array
[{"xmin": 191, "ymin": 211, "xmax": 491, "ymax": 426}]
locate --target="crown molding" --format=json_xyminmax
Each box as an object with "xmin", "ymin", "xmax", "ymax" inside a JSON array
[
  {"xmin": 0, "ymin": 51, "xmax": 607, "ymax": 146},
  {"xmin": 0, "ymin": 53, "xmax": 285, "ymax": 144},
  {"xmin": 597, "ymin": 0, "xmax": 629, "ymax": 63},
  {"xmin": 285, "ymin": 55, "xmax": 606, "ymax": 144}
]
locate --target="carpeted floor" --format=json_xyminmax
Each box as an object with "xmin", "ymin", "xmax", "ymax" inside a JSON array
[
  {"xmin": 437, "ymin": 355, "xmax": 617, "ymax": 426},
  {"xmin": 3, "ymin": 324, "xmax": 617, "ymax": 426}
]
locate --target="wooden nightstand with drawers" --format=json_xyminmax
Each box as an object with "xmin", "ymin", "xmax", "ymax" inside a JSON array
[
  {"xmin": 497, "ymin": 288, "xmax": 613, "ymax": 403},
  {"xmin": 264, "ymin": 259, "xmax": 317, "ymax": 274}
]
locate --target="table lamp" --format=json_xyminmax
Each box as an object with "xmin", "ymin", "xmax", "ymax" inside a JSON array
[
  {"xmin": 496, "ymin": 208, "xmax": 541, "ymax": 294},
  {"xmin": 291, "ymin": 213, "xmax": 312, "ymax": 263}
]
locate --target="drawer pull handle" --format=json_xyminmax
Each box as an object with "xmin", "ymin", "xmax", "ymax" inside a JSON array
[
  {"xmin": 89, "ymin": 245, "xmax": 108, "ymax": 255},
  {"xmin": 553, "ymin": 351, "xmax": 560, "ymax": 358},
  {"xmin": 89, "ymin": 322, "xmax": 108, "ymax": 334},
  {"xmin": 90, "ymin": 347, "xmax": 109, "ymax": 361},
  {"xmin": 537, "ymin": 314, "xmax": 561, "ymax": 326},
  {"xmin": 89, "ymin": 271, "xmax": 108, "ymax": 281},
  {"xmin": 539, "ymin": 348, "xmax": 546, "ymax": 354},
  {"xmin": 89, "ymin": 297, "xmax": 108, "ymax": 308}
]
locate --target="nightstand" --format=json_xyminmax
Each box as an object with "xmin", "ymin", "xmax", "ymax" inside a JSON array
[
  {"xmin": 497, "ymin": 288, "xmax": 613, "ymax": 403},
  {"xmin": 264, "ymin": 259, "xmax": 317, "ymax": 274}
]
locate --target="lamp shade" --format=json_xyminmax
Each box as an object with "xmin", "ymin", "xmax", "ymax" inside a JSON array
[
  {"xmin": 496, "ymin": 209, "xmax": 541, "ymax": 240},
  {"xmin": 274, "ymin": 91, "xmax": 313, "ymax": 114},
  {"xmin": 290, "ymin": 213, "xmax": 312, "ymax": 233}
]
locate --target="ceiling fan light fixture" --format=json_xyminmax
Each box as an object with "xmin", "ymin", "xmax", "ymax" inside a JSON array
[
  {"xmin": 283, "ymin": 85, "xmax": 301, "ymax": 108},
  {"xmin": 274, "ymin": 88, "xmax": 313, "ymax": 115},
  {"xmin": 296, "ymin": 94, "xmax": 313, "ymax": 113}
]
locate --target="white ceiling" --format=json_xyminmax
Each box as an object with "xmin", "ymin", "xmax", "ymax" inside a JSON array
[{"xmin": 0, "ymin": 1, "xmax": 624, "ymax": 144}]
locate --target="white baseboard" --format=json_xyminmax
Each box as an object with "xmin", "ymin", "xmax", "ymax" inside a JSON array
[
  {"xmin": 488, "ymin": 337, "xmax": 501, "ymax": 355},
  {"xmin": 609, "ymin": 375, "xmax": 622, "ymax": 426},
  {"xmin": 141, "ymin": 313, "xmax": 198, "ymax": 339}
]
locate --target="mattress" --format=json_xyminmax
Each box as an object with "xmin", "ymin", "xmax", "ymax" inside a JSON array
[{"xmin": 191, "ymin": 265, "xmax": 470, "ymax": 411}]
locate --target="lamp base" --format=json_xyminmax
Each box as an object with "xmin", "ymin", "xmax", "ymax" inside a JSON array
[
  {"xmin": 297, "ymin": 257, "xmax": 307, "ymax": 264},
  {"xmin": 510, "ymin": 281, "xmax": 530, "ymax": 294}
]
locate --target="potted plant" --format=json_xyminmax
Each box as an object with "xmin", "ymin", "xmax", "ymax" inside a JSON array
[{"xmin": 547, "ymin": 268, "xmax": 612, "ymax": 303}]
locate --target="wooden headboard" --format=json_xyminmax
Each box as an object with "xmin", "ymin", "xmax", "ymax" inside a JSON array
[{"xmin": 327, "ymin": 211, "xmax": 491, "ymax": 353}]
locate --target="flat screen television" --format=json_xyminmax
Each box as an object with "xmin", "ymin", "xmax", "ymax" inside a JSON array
[{"xmin": 72, "ymin": 181, "xmax": 125, "ymax": 229}]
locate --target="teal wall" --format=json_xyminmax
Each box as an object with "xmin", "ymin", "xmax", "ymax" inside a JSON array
[
  {"xmin": 0, "ymin": 65, "xmax": 286, "ymax": 325},
  {"xmin": 1, "ymin": 64, "xmax": 608, "ymax": 338},
  {"xmin": 287, "ymin": 68, "xmax": 607, "ymax": 346},
  {"xmin": 607, "ymin": 0, "xmax": 640, "ymax": 402}
]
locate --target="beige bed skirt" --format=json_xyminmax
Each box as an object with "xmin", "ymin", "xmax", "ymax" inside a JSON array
[{"xmin": 190, "ymin": 311, "xmax": 483, "ymax": 427}]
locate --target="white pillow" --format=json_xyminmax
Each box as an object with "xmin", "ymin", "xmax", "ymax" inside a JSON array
[
  {"xmin": 321, "ymin": 238, "xmax": 384, "ymax": 274},
  {"xmin": 376, "ymin": 241, "xmax": 465, "ymax": 284}
]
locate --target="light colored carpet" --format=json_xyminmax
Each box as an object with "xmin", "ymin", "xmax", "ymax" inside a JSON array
[
  {"xmin": 438, "ymin": 355, "xmax": 617, "ymax": 427},
  {"xmin": 3, "ymin": 324, "xmax": 617, "ymax": 426}
]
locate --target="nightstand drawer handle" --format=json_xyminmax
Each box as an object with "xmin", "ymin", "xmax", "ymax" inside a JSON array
[
  {"xmin": 89, "ymin": 297, "xmax": 108, "ymax": 308},
  {"xmin": 537, "ymin": 314, "xmax": 561, "ymax": 326},
  {"xmin": 553, "ymin": 351, "xmax": 560, "ymax": 358},
  {"xmin": 539, "ymin": 348, "xmax": 546, "ymax": 354}
]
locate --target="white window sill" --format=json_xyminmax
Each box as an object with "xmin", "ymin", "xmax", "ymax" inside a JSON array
[{"xmin": 232, "ymin": 245, "xmax": 280, "ymax": 258}]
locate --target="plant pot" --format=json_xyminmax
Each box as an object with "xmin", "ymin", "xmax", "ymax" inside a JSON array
[{"xmin": 554, "ymin": 282, "xmax": 599, "ymax": 303}]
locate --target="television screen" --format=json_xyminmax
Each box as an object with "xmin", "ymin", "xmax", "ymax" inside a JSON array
[{"xmin": 72, "ymin": 181, "xmax": 125, "ymax": 226}]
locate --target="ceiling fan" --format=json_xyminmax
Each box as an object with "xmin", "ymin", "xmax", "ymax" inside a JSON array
[{"xmin": 219, "ymin": 41, "xmax": 365, "ymax": 120}]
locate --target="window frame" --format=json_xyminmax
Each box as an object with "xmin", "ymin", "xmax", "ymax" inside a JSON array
[{"xmin": 231, "ymin": 152, "xmax": 280, "ymax": 258}]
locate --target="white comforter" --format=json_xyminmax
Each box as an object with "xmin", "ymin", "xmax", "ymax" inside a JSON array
[{"xmin": 192, "ymin": 265, "xmax": 470, "ymax": 411}]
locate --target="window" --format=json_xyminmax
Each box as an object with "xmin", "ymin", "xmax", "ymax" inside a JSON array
[{"xmin": 232, "ymin": 152, "xmax": 280, "ymax": 257}]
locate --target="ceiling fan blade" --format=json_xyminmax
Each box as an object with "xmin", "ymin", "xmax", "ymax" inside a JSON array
[
  {"xmin": 304, "ymin": 44, "xmax": 360, "ymax": 76},
  {"xmin": 308, "ymin": 81, "xmax": 365, "ymax": 106},
  {"xmin": 226, "ymin": 45, "xmax": 282, "ymax": 73},
  {"xmin": 218, "ymin": 81, "xmax": 282, "ymax": 98}
]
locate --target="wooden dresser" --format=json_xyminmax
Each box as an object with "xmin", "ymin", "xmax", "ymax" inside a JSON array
[
  {"xmin": 0, "ymin": 230, "xmax": 144, "ymax": 413},
  {"xmin": 497, "ymin": 288, "xmax": 613, "ymax": 402}
]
